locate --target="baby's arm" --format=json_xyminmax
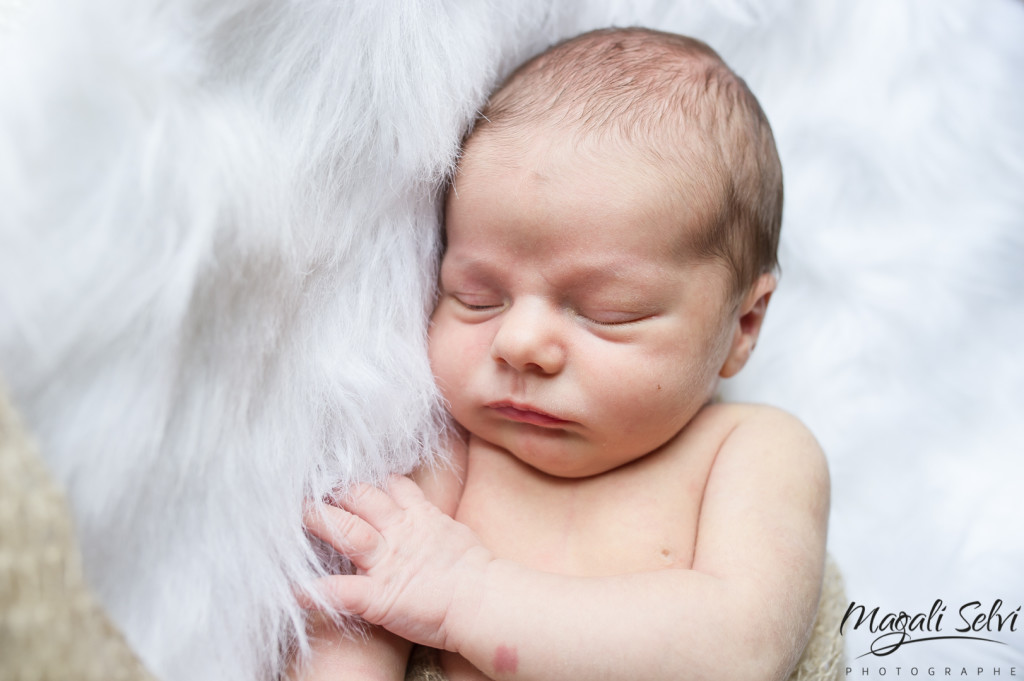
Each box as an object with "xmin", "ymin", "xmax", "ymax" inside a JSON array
[{"xmin": 306, "ymin": 406, "xmax": 829, "ymax": 681}]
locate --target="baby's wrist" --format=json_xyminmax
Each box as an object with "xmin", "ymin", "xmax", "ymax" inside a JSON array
[
  {"xmin": 442, "ymin": 547, "xmax": 504, "ymax": 655},
  {"xmin": 443, "ymin": 556, "xmax": 533, "ymax": 672}
]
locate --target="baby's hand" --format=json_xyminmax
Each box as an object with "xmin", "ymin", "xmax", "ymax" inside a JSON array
[{"xmin": 304, "ymin": 476, "xmax": 490, "ymax": 653}]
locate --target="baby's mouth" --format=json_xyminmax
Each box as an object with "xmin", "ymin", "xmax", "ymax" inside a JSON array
[{"xmin": 487, "ymin": 401, "xmax": 570, "ymax": 428}]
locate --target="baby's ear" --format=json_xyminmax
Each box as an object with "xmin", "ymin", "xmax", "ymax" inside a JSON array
[{"xmin": 719, "ymin": 273, "xmax": 777, "ymax": 378}]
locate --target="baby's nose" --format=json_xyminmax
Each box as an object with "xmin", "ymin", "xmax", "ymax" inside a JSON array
[{"xmin": 489, "ymin": 299, "xmax": 567, "ymax": 375}]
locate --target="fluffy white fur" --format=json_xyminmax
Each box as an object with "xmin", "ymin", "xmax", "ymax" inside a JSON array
[{"xmin": 0, "ymin": 0, "xmax": 1021, "ymax": 678}]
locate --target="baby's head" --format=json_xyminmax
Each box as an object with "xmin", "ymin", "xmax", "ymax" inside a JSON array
[
  {"xmin": 465, "ymin": 26, "xmax": 782, "ymax": 301},
  {"xmin": 430, "ymin": 28, "xmax": 783, "ymax": 477}
]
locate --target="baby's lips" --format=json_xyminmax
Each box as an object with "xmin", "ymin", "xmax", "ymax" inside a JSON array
[{"xmin": 489, "ymin": 401, "xmax": 571, "ymax": 427}]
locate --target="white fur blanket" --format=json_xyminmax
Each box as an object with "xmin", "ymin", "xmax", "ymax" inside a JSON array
[{"xmin": 1, "ymin": 1, "xmax": 1022, "ymax": 679}]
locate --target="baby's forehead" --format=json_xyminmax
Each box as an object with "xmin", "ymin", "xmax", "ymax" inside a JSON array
[
  {"xmin": 457, "ymin": 116, "xmax": 699, "ymax": 186},
  {"xmin": 457, "ymin": 122, "xmax": 718, "ymax": 223},
  {"xmin": 452, "ymin": 136, "xmax": 723, "ymax": 264}
]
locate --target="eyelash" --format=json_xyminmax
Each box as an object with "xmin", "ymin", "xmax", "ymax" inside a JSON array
[
  {"xmin": 461, "ymin": 302, "xmax": 502, "ymax": 312},
  {"xmin": 576, "ymin": 311, "xmax": 652, "ymax": 327},
  {"xmin": 452, "ymin": 294, "xmax": 648, "ymax": 327},
  {"xmin": 451, "ymin": 295, "xmax": 503, "ymax": 312}
]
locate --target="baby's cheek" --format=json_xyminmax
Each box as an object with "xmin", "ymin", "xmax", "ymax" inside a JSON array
[
  {"xmin": 427, "ymin": 341, "xmax": 452, "ymax": 395},
  {"xmin": 427, "ymin": 320, "xmax": 471, "ymax": 398},
  {"xmin": 426, "ymin": 315, "xmax": 451, "ymax": 373}
]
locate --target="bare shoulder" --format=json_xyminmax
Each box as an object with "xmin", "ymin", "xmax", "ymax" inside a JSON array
[
  {"xmin": 694, "ymin": 402, "xmax": 829, "ymax": 493},
  {"xmin": 731, "ymin": 402, "xmax": 827, "ymax": 492}
]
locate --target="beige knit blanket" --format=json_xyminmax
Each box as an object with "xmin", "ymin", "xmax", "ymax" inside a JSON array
[{"xmin": 0, "ymin": 388, "xmax": 156, "ymax": 681}]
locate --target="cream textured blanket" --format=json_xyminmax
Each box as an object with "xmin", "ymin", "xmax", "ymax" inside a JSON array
[{"xmin": 0, "ymin": 387, "xmax": 154, "ymax": 681}]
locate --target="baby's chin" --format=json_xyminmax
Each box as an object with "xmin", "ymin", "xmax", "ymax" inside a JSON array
[{"xmin": 483, "ymin": 430, "xmax": 641, "ymax": 479}]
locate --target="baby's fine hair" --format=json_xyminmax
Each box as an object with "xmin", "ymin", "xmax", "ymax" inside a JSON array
[{"xmin": 474, "ymin": 27, "xmax": 783, "ymax": 297}]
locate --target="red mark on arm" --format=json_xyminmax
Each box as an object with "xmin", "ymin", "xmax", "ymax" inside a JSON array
[{"xmin": 493, "ymin": 644, "xmax": 518, "ymax": 675}]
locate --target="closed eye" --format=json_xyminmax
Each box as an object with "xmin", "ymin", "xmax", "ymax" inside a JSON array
[
  {"xmin": 451, "ymin": 294, "xmax": 504, "ymax": 312},
  {"xmin": 577, "ymin": 310, "xmax": 657, "ymax": 326}
]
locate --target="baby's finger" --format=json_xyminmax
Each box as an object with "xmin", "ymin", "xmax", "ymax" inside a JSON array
[
  {"xmin": 310, "ymin": 574, "xmax": 375, "ymax": 620},
  {"xmin": 337, "ymin": 482, "xmax": 404, "ymax": 531},
  {"xmin": 304, "ymin": 504, "xmax": 381, "ymax": 571},
  {"xmin": 386, "ymin": 474, "xmax": 430, "ymax": 510}
]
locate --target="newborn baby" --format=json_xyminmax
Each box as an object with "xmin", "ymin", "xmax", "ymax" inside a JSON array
[{"xmin": 298, "ymin": 26, "xmax": 829, "ymax": 681}]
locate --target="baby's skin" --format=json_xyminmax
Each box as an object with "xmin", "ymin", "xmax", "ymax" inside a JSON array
[{"xmin": 297, "ymin": 125, "xmax": 830, "ymax": 681}]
